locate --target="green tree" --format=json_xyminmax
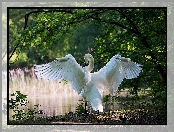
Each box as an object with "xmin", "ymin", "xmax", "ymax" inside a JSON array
[{"xmin": 8, "ymin": 8, "xmax": 166, "ymax": 108}]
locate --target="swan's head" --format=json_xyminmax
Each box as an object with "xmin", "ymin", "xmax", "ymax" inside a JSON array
[
  {"xmin": 83, "ymin": 53, "xmax": 94, "ymax": 73},
  {"xmin": 84, "ymin": 53, "xmax": 94, "ymax": 64}
]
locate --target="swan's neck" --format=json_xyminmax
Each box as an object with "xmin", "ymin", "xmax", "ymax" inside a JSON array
[{"xmin": 84, "ymin": 59, "xmax": 94, "ymax": 73}]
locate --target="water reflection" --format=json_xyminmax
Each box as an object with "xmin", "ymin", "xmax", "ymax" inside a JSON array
[
  {"xmin": 9, "ymin": 93, "xmax": 82, "ymax": 119},
  {"xmin": 8, "ymin": 67, "xmax": 85, "ymax": 118},
  {"xmin": 29, "ymin": 93, "xmax": 82, "ymax": 116}
]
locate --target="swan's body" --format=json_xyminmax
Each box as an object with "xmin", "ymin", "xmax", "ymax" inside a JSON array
[{"xmin": 34, "ymin": 54, "xmax": 142, "ymax": 112}]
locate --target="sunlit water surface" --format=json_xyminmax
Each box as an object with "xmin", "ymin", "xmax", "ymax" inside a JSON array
[{"xmin": 9, "ymin": 92, "xmax": 83, "ymax": 119}]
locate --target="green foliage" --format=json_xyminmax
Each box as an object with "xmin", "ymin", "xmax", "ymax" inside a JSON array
[
  {"xmin": 102, "ymin": 94, "xmax": 111, "ymax": 103},
  {"xmin": 9, "ymin": 91, "xmax": 28, "ymax": 109},
  {"xmin": 92, "ymin": 8, "xmax": 166, "ymax": 107},
  {"xmin": 76, "ymin": 103, "xmax": 85, "ymax": 114},
  {"xmin": 9, "ymin": 91, "xmax": 44, "ymax": 121},
  {"xmin": 9, "ymin": 8, "xmax": 166, "ymax": 112},
  {"xmin": 75, "ymin": 99, "xmax": 86, "ymax": 114}
]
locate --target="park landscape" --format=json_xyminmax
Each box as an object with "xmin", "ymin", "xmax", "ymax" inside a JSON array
[{"xmin": 7, "ymin": 7, "xmax": 167, "ymax": 124}]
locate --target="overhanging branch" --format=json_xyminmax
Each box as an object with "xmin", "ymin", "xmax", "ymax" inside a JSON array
[{"xmin": 9, "ymin": 9, "xmax": 73, "ymax": 62}]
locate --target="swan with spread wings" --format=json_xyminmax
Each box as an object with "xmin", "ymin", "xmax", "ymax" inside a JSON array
[{"xmin": 34, "ymin": 54, "xmax": 142, "ymax": 112}]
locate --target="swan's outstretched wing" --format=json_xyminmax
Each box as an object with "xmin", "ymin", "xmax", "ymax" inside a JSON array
[
  {"xmin": 97, "ymin": 55, "xmax": 142, "ymax": 93},
  {"xmin": 34, "ymin": 54, "xmax": 86, "ymax": 94}
]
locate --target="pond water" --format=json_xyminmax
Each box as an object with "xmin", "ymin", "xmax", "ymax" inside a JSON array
[
  {"xmin": 27, "ymin": 93, "xmax": 82, "ymax": 116},
  {"xmin": 10, "ymin": 93, "xmax": 82, "ymax": 116},
  {"xmin": 7, "ymin": 68, "xmax": 85, "ymax": 119},
  {"xmin": 7, "ymin": 68, "xmax": 146, "ymax": 120},
  {"xmin": 9, "ymin": 92, "xmax": 83, "ymax": 119}
]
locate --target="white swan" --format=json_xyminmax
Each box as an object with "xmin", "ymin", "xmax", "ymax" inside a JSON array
[{"xmin": 34, "ymin": 54, "xmax": 142, "ymax": 112}]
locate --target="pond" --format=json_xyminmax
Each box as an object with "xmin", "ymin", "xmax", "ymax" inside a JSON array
[
  {"xmin": 7, "ymin": 68, "xmax": 85, "ymax": 119},
  {"xmin": 9, "ymin": 86, "xmax": 85, "ymax": 119},
  {"xmin": 12, "ymin": 93, "xmax": 82, "ymax": 117},
  {"xmin": 9, "ymin": 92, "xmax": 84, "ymax": 119},
  {"xmin": 7, "ymin": 68, "xmax": 148, "ymax": 120}
]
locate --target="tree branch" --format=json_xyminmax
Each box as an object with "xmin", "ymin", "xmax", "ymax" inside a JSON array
[
  {"xmin": 90, "ymin": 16, "xmax": 139, "ymax": 36},
  {"xmin": 106, "ymin": 9, "xmax": 166, "ymax": 83},
  {"xmin": 92, "ymin": 9, "xmax": 166, "ymax": 83},
  {"xmin": 9, "ymin": 9, "xmax": 73, "ymax": 62}
]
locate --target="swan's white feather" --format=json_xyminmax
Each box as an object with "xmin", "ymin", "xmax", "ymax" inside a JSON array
[
  {"xmin": 34, "ymin": 54, "xmax": 86, "ymax": 94},
  {"xmin": 97, "ymin": 55, "xmax": 142, "ymax": 93},
  {"xmin": 34, "ymin": 54, "xmax": 142, "ymax": 112},
  {"xmin": 80, "ymin": 82, "xmax": 103, "ymax": 111}
]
